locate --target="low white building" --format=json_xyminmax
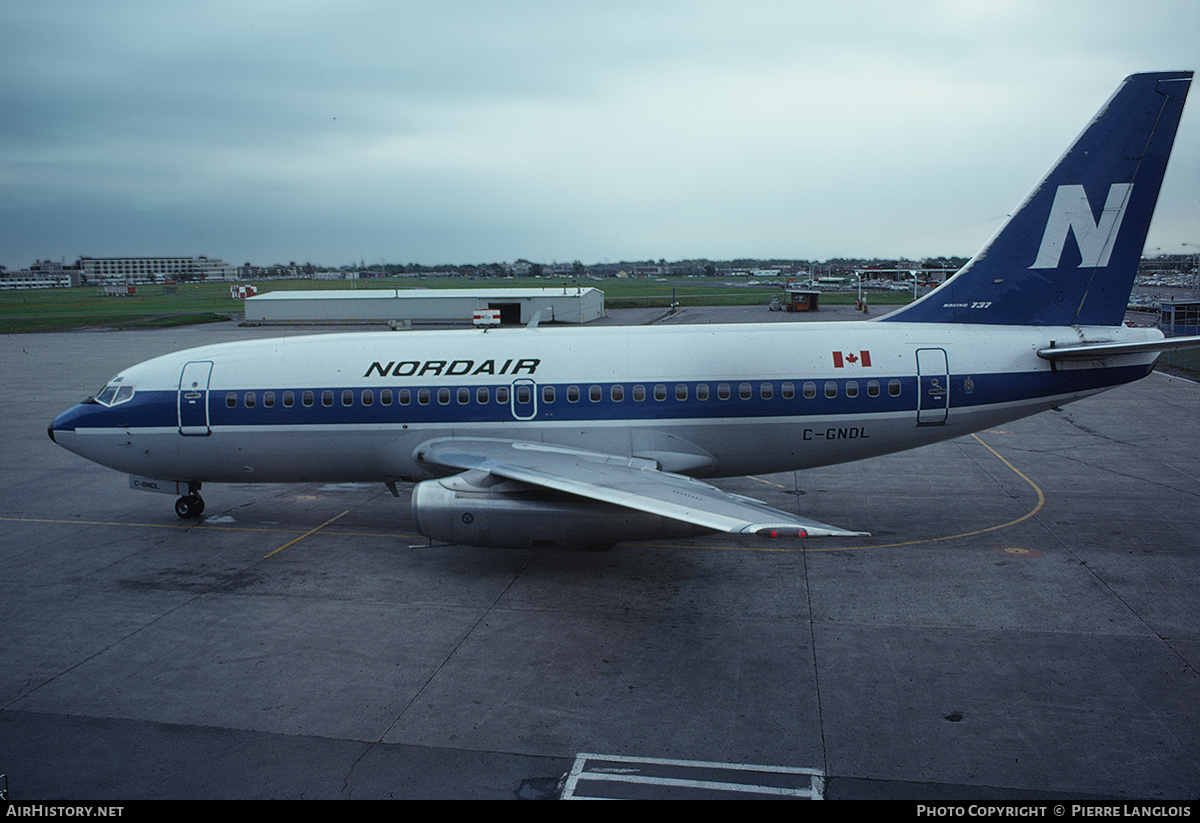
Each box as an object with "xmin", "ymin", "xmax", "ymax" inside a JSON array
[{"xmin": 243, "ymin": 288, "xmax": 606, "ymax": 326}]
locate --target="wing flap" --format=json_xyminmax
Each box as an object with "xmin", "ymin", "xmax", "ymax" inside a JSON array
[{"xmin": 416, "ymin": 437, "xmax": 867, "ymax": 538}]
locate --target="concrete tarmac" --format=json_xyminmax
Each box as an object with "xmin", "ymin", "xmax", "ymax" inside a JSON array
[{"xmin": 1, "ymin": 308, "xmax": 1197, "ymax": 800}]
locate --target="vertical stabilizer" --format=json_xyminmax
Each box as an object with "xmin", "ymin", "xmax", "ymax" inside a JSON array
[{"xmin": 881, "ymin": 72, "xmax": 1191, "ymax": 326}]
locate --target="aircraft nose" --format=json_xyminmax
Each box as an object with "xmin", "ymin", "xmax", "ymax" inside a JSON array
[
  {"xmin": 48, "ymin": 419, "xmax": 77, "ymax": 453},
  {"xmin": 48, "ymin": 403, "xmax": 89, "ymax": 454}
]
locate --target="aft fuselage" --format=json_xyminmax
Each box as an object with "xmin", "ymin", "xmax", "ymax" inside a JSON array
[{"xmin": 48, "ymin": 320, "xmax": 1161, "ymax": 487}]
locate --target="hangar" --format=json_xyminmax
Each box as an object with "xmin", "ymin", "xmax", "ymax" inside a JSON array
[{"xmin": 242, "ymin": 287, "xmax": 605, "ymax": 327}]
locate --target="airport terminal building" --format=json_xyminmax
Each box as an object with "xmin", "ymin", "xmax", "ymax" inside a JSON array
[{"xmin": 78, "ymin": 256, "xmax": 235, "ymax": 283}]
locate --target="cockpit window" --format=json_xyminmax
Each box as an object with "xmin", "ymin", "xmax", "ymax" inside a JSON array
[{"xmin": 95, "ymin": 380, "xmax": 135, "ymax": 406}]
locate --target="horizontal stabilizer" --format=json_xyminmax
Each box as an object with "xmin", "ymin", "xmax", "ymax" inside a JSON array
[{"xmin": 1037, "ymin": 335, "xmax": 1200, "ymax": 361}]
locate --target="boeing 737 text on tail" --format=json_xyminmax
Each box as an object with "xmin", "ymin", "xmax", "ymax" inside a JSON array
[{"xmin": 49, "ymin": 72, "xmax": 1198, "ymax": 549}]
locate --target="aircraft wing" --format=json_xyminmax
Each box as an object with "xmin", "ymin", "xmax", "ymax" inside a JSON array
[{"xmin": 415, "ymin": 437, "xmax": 867, "ymax": 538}]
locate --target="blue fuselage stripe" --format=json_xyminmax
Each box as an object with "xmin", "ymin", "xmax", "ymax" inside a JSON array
[{"xmin": 57, "ymin": 364, "xmax": 1152, "ymax": 431}]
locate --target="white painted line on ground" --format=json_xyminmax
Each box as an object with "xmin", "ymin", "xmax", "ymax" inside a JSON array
[{"xmin": 561, "ymin": 753, "xmax": 824, "ymax": 800}]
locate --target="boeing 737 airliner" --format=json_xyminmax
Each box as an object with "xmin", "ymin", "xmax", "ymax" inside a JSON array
[{"xmin": 49, "ymin": 72, "xmax": 1198, "ymax": 549}]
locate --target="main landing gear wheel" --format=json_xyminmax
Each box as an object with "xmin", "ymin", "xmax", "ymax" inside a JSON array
[{"xmin": 174, "ymin": 494, "xmax": 205, "ymax": 519}]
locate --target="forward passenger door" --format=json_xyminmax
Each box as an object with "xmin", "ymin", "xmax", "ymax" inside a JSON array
[{"xmin": 178, "ymin": 361, "xmax": 213, "ymax": 435}]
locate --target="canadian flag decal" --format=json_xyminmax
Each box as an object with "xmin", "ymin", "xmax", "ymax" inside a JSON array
[{"xmin": 832, "ymin": 350, "xmax": 872, "ymax": 368}]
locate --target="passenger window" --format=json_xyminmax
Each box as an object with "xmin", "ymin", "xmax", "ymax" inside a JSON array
[
  {"xmin": 825, "ymin": 381, "xmax": 837, "ymax": 398},
  {"xmin": 264, "ymin": 391, "xmax": 275, "ymax": 408},
  {"xmin": 739, "ymin": 383, "xmax": 752, "ymax": 400},
  {"xmin": 759, "ymin": 382, "xmax": 773, "ymax": 400},
  {"xmin": 361, "ymin": 390, "xmax": 373, "ymax": 406},
  {"xmin": 437, "ymin": 388, "xmax": 451, "ymax": 405},
  {"xmin": 226, "ymin": 392, "xmax": 237, "ymax": 408},
  {"xmin": 245, "ymin": 392, "xmax": 256, "ymax": 408},
  {"xmin": 590, "ymin": 385, "xmax": 602, "ymax": 402},
  {"xmin": 542, "ymin": 386, "xmax": 555, "ymax": 403},
  {"xmin": 846, "ymin": 381, "xmax": 858, "ymax": 398},
  {"xmin": 399, "ymin": 389, "xmax": 411, "ymax": 405},
  {"xmin": 322, "ymin": 391, "xmax": 334, "ymax": 407},
  {"xmin": 675, "ymin": 384, "xmax": 688, "ymax": 401},
  {"xmin": 654, "ymin": 384, "xmax": 667, "ymax": 401},
  {"xmin": 803, "ymin": 382, "xmax": 816, "ymax": 399},
  {"xmin": 717, "ymin": 383, "xmax": 731, "ymax": 400},
  {"xmin": 633, "ymin": 385, "xmax": 646, "ymax": 402},
  {"xmin": 380, "ymin": 389, "xmax": 392, "ymax": 405},
  {"xmin": 417, "ymin": 389, "xmax": 430, "ymax": 405},
  {"xmin": 342, "ymin": 390, "xmax": 354, "ymax": 406},
  {"xmin": 283, "ymin": 391, "xmax": 295, "ymax": 408},
  {"xmin": 459, "ymin": 388, "xmax": 471, "ymax": 405},
  {"xmin": 567, "ymin": 386, "xmax": 580, "ymax": 403},
  {"xmin": 696, "ymin": 383, "xmax": 709, "ymax": 401},
  {"xmin": 781, "ymin": 382, "xmax": 794, "ymax": 400},
  {"xmin": 611, "ymin": 385, "xmax": 624, "ymax": 402},
  {"xmin": 302, "ymin": 391, "xmax": 314, "ymax": 407},
  {"xmin": 867, "ymin": 380, "xmax": 880, "ymax": 398},
  {"xmin": 496, "ymin": 386, "xmax": 509, "ymax": 404},
  {"xmin": 889, "ymin": 380, "xmax": 901, "ymax": 397},
  {"xmin": 476, "ymin": 387, "xmax": 489, "ymax": 405}
]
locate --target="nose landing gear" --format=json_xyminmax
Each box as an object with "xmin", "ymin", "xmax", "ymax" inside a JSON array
[
  {"xmin": 173, "ymin": 481, "xmax": 204, "ymax": 519},
  {"xmin": 128, "ymin": 476, "xmax": 206, "ymax": 519},
  {"xmin": 174, "ymin": 493, "xmax": 205, "ymax": 519}
]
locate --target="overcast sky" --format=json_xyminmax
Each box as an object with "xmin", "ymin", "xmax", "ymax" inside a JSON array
[{"xmin": 2, "ymin": 1, "xmax": 1197, "ymax": 271}]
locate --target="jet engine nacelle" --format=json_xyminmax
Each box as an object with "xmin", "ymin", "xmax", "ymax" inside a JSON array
[{"xmin": 410, "ymin": 470, "xmax": 713, "ymax": 549}]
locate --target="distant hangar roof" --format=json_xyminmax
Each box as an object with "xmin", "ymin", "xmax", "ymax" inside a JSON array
[{"xmin": 243, "ymin": 287, "xmax": 605, "ymax": 326}]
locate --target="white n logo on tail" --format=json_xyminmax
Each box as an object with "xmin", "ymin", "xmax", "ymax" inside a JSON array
[{"xmin": 1030, "ymin": 183, "xmax": 1133, "ymax": 269}]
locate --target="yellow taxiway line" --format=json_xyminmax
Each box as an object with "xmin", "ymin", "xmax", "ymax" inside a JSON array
[{"xmin": 4, "ymin": 434, "xmax": 1045, "ymax": 555}]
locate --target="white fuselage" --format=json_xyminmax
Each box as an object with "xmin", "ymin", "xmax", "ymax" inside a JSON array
[{"xmin": 50, "ymin": 320, "xmax": 1162, "ymax": 487}]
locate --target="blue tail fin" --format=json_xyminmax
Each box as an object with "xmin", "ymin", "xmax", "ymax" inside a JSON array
[{"xmin": 881, "ymin": 72, "xmax": 1192, "ymax": 326}]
